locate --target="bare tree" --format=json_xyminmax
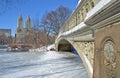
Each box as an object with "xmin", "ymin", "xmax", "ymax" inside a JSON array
[
  {"xmin": 39, "ymin": 6, "xmax": 71, "ymax": 45},
  {"xmin": 41, "ymin": 6, "xmax": 71, "ymax": 35},
  {"xmin": 31, "ymin": 6, "xmax": 71, "ymax": 46}
]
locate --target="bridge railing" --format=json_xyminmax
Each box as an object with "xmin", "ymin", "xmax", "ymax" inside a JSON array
[
  {"xmin": 58, "ymin": 0, "xmax": 114, "ymax": 39},
  {"xmin": 56, "ymin": 0, "xmax": 120, "ymax": 78},
  {"xmin": 58, "ymin": 0, "xmax": 99, "ymax": 37}
]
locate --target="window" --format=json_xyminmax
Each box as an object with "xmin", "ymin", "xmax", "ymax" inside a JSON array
[
  {"xmin": 91, "ymin": 2, "xmax": 94, "ymax": 8},
  {"xmin": 17, "ymin": 29, "xmax": 22, "ymax": 32},
  {"xmin": 86, "ymin": 3, "xmax": 89, "ymax": 13},
  {"xmin": 86, "ymin": 8, "xmax": 88, "ymax": 13}
]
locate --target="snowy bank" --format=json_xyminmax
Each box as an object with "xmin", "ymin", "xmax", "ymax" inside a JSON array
[
  {"xmin": 47, "ymin": 44, "xmax": 55, "ymax": 51},
  {"xmin": 29, "ymin": 44, "xmax": 55, "ymax": 52}
]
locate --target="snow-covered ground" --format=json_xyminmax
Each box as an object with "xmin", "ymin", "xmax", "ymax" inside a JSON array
[
  {"xmin": 29, "ymin": 46, "xmax": 48, "ymax": 52},
  {"xmin": 0, "ymin": 51, "xmax": 88, "ymax": 78},
  {"xmin": 30, "ymin": 44, "xmax": 55, "ymax": 52},
  {"xmin": 47, "ymin": 44, "xmax": 55, "ymax": 51}
]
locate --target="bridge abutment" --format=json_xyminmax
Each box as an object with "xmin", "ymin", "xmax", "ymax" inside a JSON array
[{"xmin": 94, "ymin": 22, "xmax": 120, "ymax": 78}]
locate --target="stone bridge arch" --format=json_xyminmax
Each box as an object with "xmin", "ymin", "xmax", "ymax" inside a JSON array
[
  {"xmin": 57, "ymin": 39, "xmax": 79, "ymax": 55},
  {"xmin": 57, "ymin": 39, "xmax": 74, "ymax": 52},
  {"xmin": 56, "ymin": 38, "xmax": 93, "ymax": 78}
]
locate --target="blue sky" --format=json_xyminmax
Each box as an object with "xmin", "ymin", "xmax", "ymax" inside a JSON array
[{"xmin": 0, "ymin": 0, "xmax": 79, "ymax": 36}]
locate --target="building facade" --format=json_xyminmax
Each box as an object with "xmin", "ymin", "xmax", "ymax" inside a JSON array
[
  {"xmin": 15, "ymin": 15, "xmax": 32, "ymax": 44},
  {"xmin": 0, "ymin": 29, "xmax": 11, "ymax": 45}
]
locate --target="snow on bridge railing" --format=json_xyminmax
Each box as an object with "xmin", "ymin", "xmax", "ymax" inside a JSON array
[
  {"xmin": 58, "ymin": 0, "xmax": 112, "ymax": 38},
  {"xmin": 62, "ymin": 22, "xmax": 86, "ymax": 36},
  {"xmin": 85, "ymin": 0, "xmax": 112, "ymax": 21}
]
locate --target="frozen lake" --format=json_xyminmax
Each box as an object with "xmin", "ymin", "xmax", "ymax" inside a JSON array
[{"xmin": 0, "ymin": 51, "xmax": 88, "ymax": 78}]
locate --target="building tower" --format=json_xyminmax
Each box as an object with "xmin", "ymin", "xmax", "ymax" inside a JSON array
[
  {"xmin": 15, "ymin": 15, "xmax": 25, "ymax": 44},
  {"xmin": 15, "ymin": 15, "xmax": 32, "ymax": 44},
  {"xmin": 18, "ymin": 15, "xmax": 24, "ymax": 30},
  {"xmin": 26, "ymin": 16, "xmax": 31, "ymax": 30}
]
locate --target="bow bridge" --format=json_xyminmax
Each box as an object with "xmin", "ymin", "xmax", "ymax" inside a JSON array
[{"xmin": 55, "ymin": 0, "xmax": 120, "ymax": 78}]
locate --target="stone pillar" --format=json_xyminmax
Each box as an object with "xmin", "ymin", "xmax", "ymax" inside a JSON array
[{"xmin": 94, "ymin": 23, "xmax": 120, "ymax": 78}]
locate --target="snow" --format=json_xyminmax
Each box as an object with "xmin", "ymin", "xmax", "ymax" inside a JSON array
[
  {"xmin": 74, "ymin": 0, "xmax": 82, "ymax": 11},
  {"xmin": 83, "ymin": 54, "xmax": 93, "ymax": 75},
  {"xmin": 47, "ymin": 44, "xmax": 55, "ymax": 51},
  {"xmin": 29, "ymin": 44, "xmax": 55, "ymax": 52},
  {"xmin": 0, "ymin": 51, "xmax": 88, "ymax": 78},
  {"xmin": 29, "ymin": 46, "xmax": 47, "ymax": 52},
  {"xmin": 85, "ymin": 0, "xmax": 111, "ymax": 20},
  {"xmin": 0, "ymin": 49, "xmax": 8, "ymax": 52},
  {"xmin": 77, "ymin": 0, "xmax": 81, "ymax": 6},
  {"xmin": 62, "ymin": 22, "xmax": 86, "ymax": 36},
  {"xmin": 0, "ymin": 45, "xmax": 8, "ymax": 52}
]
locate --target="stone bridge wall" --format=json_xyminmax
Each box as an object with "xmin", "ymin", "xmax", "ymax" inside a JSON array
[{"xmin": 74, "ymin": 41, "xmax": 94, "ymax": 66}]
